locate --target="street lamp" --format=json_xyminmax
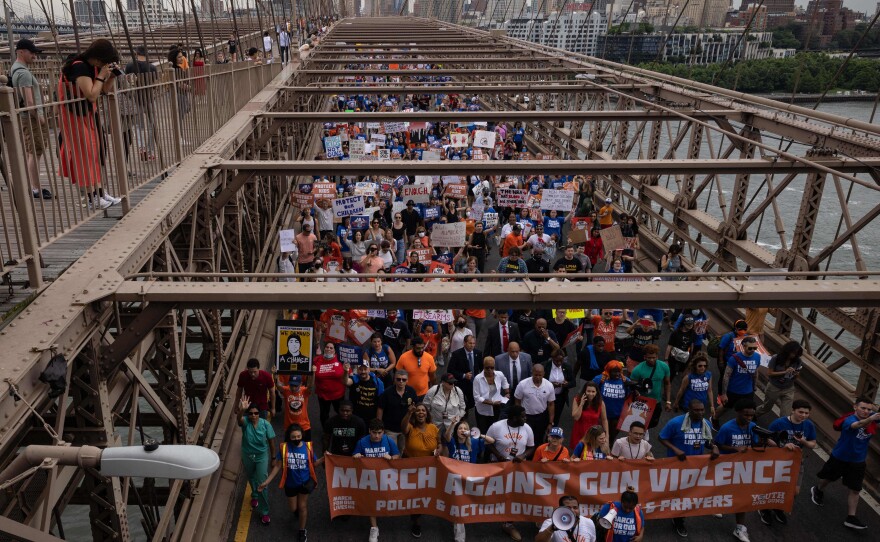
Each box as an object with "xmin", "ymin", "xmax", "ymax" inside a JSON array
[{"xmin": 0, "ymin": 443, "xmax": 220, "ymax": 487}]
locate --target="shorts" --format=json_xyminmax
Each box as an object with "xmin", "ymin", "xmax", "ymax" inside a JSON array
[
  {"xmin": 817, "ymin": 455, "xmax": 866, "ymax": 491},
  {"xmin": 22, "ymin": 118, "xmax": 49, "ymax": 156},
  {"xmin": 284, "ymin": 481, "xmax": 316, "ymax": 496}
]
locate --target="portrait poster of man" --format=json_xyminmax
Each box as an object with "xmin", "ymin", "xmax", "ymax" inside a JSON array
[{"xmin": 276, "ymin": 320, "xmax": 315, "ymax": 374}]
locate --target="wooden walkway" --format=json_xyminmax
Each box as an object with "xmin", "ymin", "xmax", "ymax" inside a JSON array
[{"xmin": 0, "ymin": 175, "xmax": 164, "ymax": 324}]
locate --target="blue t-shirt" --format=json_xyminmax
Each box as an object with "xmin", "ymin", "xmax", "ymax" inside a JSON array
[
  {"xmin": 593, "ymin": 375, "xmax": 627, "ymax": 418},
  {"xmin": 275, "ymin": 442, "xmax": 315, "ymax": 487},
  {"xmin": 830, "ymin": 414, "xmax": 875, "ymax": 462},
  {"xmin": 718, "ymin": 331, "xmax": 739, "ymax": 360},
  {"xmin": 513, "ymin": 128, "xmax": 525, "ymax": 143},
  {"xmin": 447, "ymin": 437, "xmax": 486, "ymax": 463},
  {"xmin": 542, "ymin": 216, "xmax": 564, "ymax": 238},
  {"xmin": 572, "ymin": 442, "xmax": 608, "ymax": 460},
  {"xmin": 366, "ymin": 344, "xmax": 393, "ymax": 370},
  {"xmin": 353, "ymin": 434, "xmax": 400, "ymax": 458},
  {"xmin": 715, "ymin": 419, "xmax": 759, "ymax": 453},
  {"xmin": 681, "ymin": 371, "xmax": 712, "ymax": 410},
  {"xmin": 597, "ymin": 502, "xmax": 644, "ymax": 542},
  {"xmin": 768, "ymin": 416, "xmax": 817, "ymax": 448},
  {"xmin": 726, "ymin": 352, "xmax": 760, "ymax": 394},
  {"xmin": 336, "ymin": 224, "xmax": 351, "ymax": 252},
  {"xmin": 659, "ymin": 414, "xmax": 711, "ymax": 456}
]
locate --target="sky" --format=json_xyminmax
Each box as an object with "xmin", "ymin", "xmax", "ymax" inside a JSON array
[{"xmin": 21, "ymin": 0, "xmax": 880, "ymax": 24}]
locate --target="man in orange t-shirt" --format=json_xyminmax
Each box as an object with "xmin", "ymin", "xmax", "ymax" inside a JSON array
[
  {"xmin": 532, "ymin": 426, "xmax": 570, "ymax": 462},
  {"xmin": 592, "ymin": 310, "xmax": 621, "ymax": 353},
  {"xmin": 278, "ymin": 375, "xmax": 312, "ymax": 440},
  {"xmin": 501, "ymin": 224, "xmax": 524, "ymax": 257},
  {"xmin": 598, "ymin": 198, "xmax": 615, "ymax": 229},
  {"xmin": 396, "ymin": 337, "xmax": 436, "ymax": 398}
]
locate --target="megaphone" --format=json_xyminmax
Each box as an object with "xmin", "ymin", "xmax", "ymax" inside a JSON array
[
  {"xmin": 598, "ymin": 507, "xmax": 617, "ymax": 530},
  {"xmin": 551, "ymin": 506, "xmax": 577, "ymax": 531}
]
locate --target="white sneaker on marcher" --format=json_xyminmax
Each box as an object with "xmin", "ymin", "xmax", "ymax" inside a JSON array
[
  {"xmin": 100, "ymin": 195, "xmax": 117, "ymax": 207},
  {"xmin": 104, "ymin": 194, "xmax": 122, "ymax": 204},
  {"xmin": 733, "ymin": 524, "xmax": 750, "ymax": 542},
  {"xmin": 454, "ymin": 523, "xmax": 466, "ymax": 542},
  {"xmin": 98, "ymin": 197, "xmax": 113, "ymax": 210},
  {"xmin": 368, "ymin": 526, "xmax": 379, "ymax": 542}
]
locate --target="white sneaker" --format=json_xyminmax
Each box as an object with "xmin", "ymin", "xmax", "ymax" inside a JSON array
[
  {"xmin": 733, "ymin": 524, "xmax": 750, "ymax": 542},
  {"xmin": 454, "ymin": 523, "xmax": 465, "ymax": 542},
  {"xmin": 368, "ymin": 526, "xmax": 379, "ymax": 542},
  {"xmin": 103, "ymin": 194, "xmax": 122, "ymax": 204},
  {"xmin": 100, "ymin": 195, "xmax": 118, "ymax": 207},
  {"xmin": 97, "ymin": 197, "xmax": 113, "ymax": 210}
]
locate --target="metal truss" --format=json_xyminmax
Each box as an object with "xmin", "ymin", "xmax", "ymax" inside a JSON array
[{"xmin": 1, "ymin": 16, "xmax": 880, "ymax": 542}]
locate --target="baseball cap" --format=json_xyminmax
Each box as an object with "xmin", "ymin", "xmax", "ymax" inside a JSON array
[
  {"xmin": 549, "ymin": 427, "xmax": 564, "ymax": 439},
  {"xmin": 512, "ymin": 224, "xmax": 522, "ymax": 230},
  {"xmin": 289, "ymin": 375, "xmax": 303, "ymax": 385},
  {"xmin": 15, "ymin": 39, "xmax": 43, "ymax": 54},
  {"xmin": 407, "ymin": 200, "xmax": 415, "ymax": 206},
  {"xmin": 605, "ymin": 197, "xmax": 612, "ymax": 203},
  {"xmin": 441, "ymin": 373, "xmax": 457, "ymax": 384}
]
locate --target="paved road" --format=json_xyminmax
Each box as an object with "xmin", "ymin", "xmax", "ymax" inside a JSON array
[{"xmin": 230, "ymin": 249, "xmax": 880, "ymax": 541}]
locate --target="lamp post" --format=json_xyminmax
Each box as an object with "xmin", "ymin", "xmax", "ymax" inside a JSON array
[{"xmin": 0, "ymin": 443, "xmax": 221, "ymax": 486}]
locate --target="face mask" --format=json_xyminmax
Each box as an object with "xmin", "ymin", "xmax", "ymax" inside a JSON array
[
  {"xmin": 456, "ymin": 321, "xmax": 466, "ymax": 328},
  {"xmin": 290, "ymin": 439, "xmax": 302, "ymax": 447},
  {"xmin": 691, "ymin": 310, "xmax": 700, "ymax": 316},
  {"xmin": 466, "ymin": 212, "xmax": 471, "ymax": 218},
  {"xmin": 419, "ymin": 232, "xmax": 425, "ymax": 238}
]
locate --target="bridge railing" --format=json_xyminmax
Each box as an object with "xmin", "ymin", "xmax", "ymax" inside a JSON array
[{"xmin": 0, "ymin": 59, "xmax": 282, "ymax": 287}]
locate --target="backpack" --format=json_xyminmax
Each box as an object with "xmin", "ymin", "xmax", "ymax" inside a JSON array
[
  {"xmin": 7, "ymin": 66, "xmax": 27, "ymax": 108},
  {"xmin": 707, "ymin": 334, "xmax": 721, "ymax": 358}
]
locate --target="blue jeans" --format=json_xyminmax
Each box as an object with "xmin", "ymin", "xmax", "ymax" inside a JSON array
[{"xmin": 395, "ymin": 239, "xmax": 406, "ymax": 265}]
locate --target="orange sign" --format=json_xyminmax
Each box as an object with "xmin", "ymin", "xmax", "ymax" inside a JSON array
[{"xmin": 325, "ymin": 450, "xmax": 800, "ymax": 522}]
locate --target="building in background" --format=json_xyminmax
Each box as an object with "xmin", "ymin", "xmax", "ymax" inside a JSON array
[
  {"xmin": 805, "ymin": 0, "xmax": 858, "ymax": 47},
  {"xmin": 726, "ymin": 3, "xmax": 768, "ymax": 31},
  {"xmin": 597, "ymin": 29, "xmax": 773, "ymax": 64},
  {"xmin": 504, "ymin": 10, "xmax": 608, "ymax": 56},
  {"xmin": 74, "ymin": 0, "xmax": 109, "ymax": 24}
]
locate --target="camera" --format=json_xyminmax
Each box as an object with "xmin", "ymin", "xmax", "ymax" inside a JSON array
[
  {"xmin": 753, "ymin": 426, "xmax": 786, "ymax": 447},
  {"xmin": 109, "ymin": 63, "xmax": 124, "ymax": 77},
  {"xmin": 625, "ymin": 378, "xmax": 651, "ymax": 396}
]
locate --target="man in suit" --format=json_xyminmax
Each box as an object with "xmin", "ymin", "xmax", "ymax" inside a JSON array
[
  {"xmin": 485, "ymin": 311, "xmax": 522, "ymax": 359},
  {"xmin": 543, "ymin": 348, "xmax": 576, "ymax": 427},
  {"xmin": 447, "ymin": 334, "xmax": 483, "ymax": 411},
  {"xmin": 495, "ymin": 341, "xmax": 533, "ymax": 416}
]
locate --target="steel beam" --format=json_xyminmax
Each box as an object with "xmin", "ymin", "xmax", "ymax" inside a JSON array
[
  {"xmin": 261, "ymin": 110, "xmax": 741, "ymax": 121},
  {"xmin": 282, "ymin": 84, "xmax": 652, "ymax": 94},
  {"xmin": 110, "ymin": 279, "xmax": 880, "ymax": 310},
  {"xmin": 298, "ymin": 68, "xmax": 577, "ymax": 75},
  {"xmin": 214, "ymin": 158, "xmax": 880, "ymax": 176}
]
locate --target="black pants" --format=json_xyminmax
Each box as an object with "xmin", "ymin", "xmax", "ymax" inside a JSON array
[
  {"xmin": 476, "ymin": 407, "xmax": 499, "ymax": 435},
  {"xmin": 526, "ymin": 411, "xmax": 550, "ymax": 447},
  {"xmin": 319, "ymin": 396, "xmax": 342, "ymax": 428},
  {"xmin": 279, "ymin": 45, "xmax": 290, "ymax": 63}
]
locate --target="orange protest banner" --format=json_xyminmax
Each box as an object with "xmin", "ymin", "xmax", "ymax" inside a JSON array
[{"xmin": 325, "ymin": 450, "xmax": 800, "ymax": 522}]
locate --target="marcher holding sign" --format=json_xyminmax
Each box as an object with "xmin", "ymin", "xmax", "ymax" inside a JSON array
[
  {"xmin": 276, "ymin": 321, "xmax": 315, "ymax": 374},
  {"xmin": 540, "ymin": 189, "xmax": 575, "ymax": 212},
  {"xmin": 473, "ymin": 129, "xmax": 496, "ymax": 149},
  {"xmin": 600, "ymin": 225, "xmax": 626, "ymax": 253}
]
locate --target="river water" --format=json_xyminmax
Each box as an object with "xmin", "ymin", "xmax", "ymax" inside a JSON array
[{"xmin": 56, "ymin": 101, "xmax": 879, "ymax": 541}]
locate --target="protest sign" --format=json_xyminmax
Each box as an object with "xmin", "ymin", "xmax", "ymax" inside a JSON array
[
  {"xmin": 423, "ymin": 205, "xmax": 442, "ymax": 221},
  {"xmin": 473, "ymin": 130, "xmax": 496, "ymax": 149},
  {"xmin": 441, "ymin": 175, "xmax": 461, "ymax": 186},
  {"xmin": 553, "ymin": 309, "xmax": 586, "ymax": 319},
  {"xmin": 618, "ymin": 396, "xmax": 658, "ymax": 432},
  {"xmin": 409, "ymin": 122, "xmax": 427, "ymax": 131},
  {"xmin": 600, "ymin": 225, "xmax": 626, "ymax": 252},
  {"xmin": 450, "ymin": 133, "xmax": 468, "ymax": 147},
  {"xmin": 313, "ymin": 182, "xmax": 337, "ymax": 201},
  {"xmin": 350, "ymin": 216, "xmax": 370, "ymax": 231},
  {"xmin": 540, "ymin": 189, "xmax": 575, "ymax": 211},
  {"xmin": 483, "ymin": 212, "xmax": 498, "ymax": 228},
  {"xmin": 562, "ymin": 323, "xmax": 584, "ymax": 348},
  {"xmin": 332, "ymin": 195, "xmax": 366, "ymax": 218},
  {"xmin": 378, "ymin": 148, "xmax": 391, "ymax": 161},
  {"xmin": 354, "ymin": 182, "xmax": 378, "ymax": 198},
  {"xmin": 290, "ymin": 192, "xmax": 313, "ymax": 210},
  {"xmin": 367, "ymin": 310, "xmax": 387, "ymax": 318},
  {"xmin": 402, "ymin": 184, "xmax": 431, "ymax": 203},
  {"xmin": 414, "ymin": 175, "xmax": 435, "ymax": 186},
  {"xmin": 413, "ymin": 248, "xmax": 432, "ymax": 265},
  {"xmin": 370, "ymin": 133, "xmax": 386, "ymax": 145},
  {"xmin": 444, "ymin": 183, "xmax": 468, "ymax": 199},
  {"xmin": 413, "ymin": 309, "xmax": 454, "ymax": 323},
  {"xmin": 349, "ymin": 139, "xmax": 366, "ymax": 160},
  {"xmin": 321, "ymin": 310, "xmax": 349, "ymax": 343},
  {"xmin": 571, "ymin": 217, "xmax": 593, "ymax": 231},
  {"xmin": 379, "ymin": 180, "xmax": 393, "ymax": 200},
  {"xmin": 496, "ymin": 188, "xmax": 528, "ymax": 208},
  {"xmin": 366, "ymin": 121, "xmax": 381, "ymax": 129},
  {"xmin": 393, "ymin": 175, "xmax": 409, "ymax": 189},
  {"xmin": 347, "ymin": 319, "xmax": 375, "ymax": 345},
  {"xmin": 324, "ymin": 135, "xmax": 343, "ymax": 158},
  {"xmin": 384, "ymin": 121, "xmax": 406, "ymax": 133},
  {"xmin": 325, "ymin": 449, "xmax": 800, "ymax": 521},
  {"xmin": 337, "ymin": 344, "xmax": 363, "ymax": 367},
  {"xmin": 275, "ymin": 320, "xmax": 315, "ymax": 374},
  {"xmin": 422, "ymin": 150, "xmax": 443, "ymax": 161},
  {"xmin": 470, "ymin": 202, "xmax": 485, "ymax": 222},
  {"xmin": 431, "ymin": 222, "xmax": 467, "ymax": 247},
  {"xmin": 279, "ymin": 229, "xmax": 297, "ymax": 253}
]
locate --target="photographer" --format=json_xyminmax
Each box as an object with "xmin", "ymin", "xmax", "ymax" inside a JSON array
[
  {"xmin": 536, "ymin": 495, "xmax": 597, "ymax": 542},
  {"xmin": 764, "ymin": 400, "xmax": 817, "ymax": 525},
  {"xmin": 811, "ymin": 396, "xmax": 880, "ymax": 530}
]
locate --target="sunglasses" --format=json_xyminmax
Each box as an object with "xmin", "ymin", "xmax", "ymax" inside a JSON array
[
  {"xmin": 745, "ymin": 347, "xmax": 758, "ymax": 351},
  {"xmin": 248, "ymin": 412, "xmax": 260, "ymax": 416},
  {"xmin": 396, "ymin": 377, "xmax": 408, "ymax": 382}
]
